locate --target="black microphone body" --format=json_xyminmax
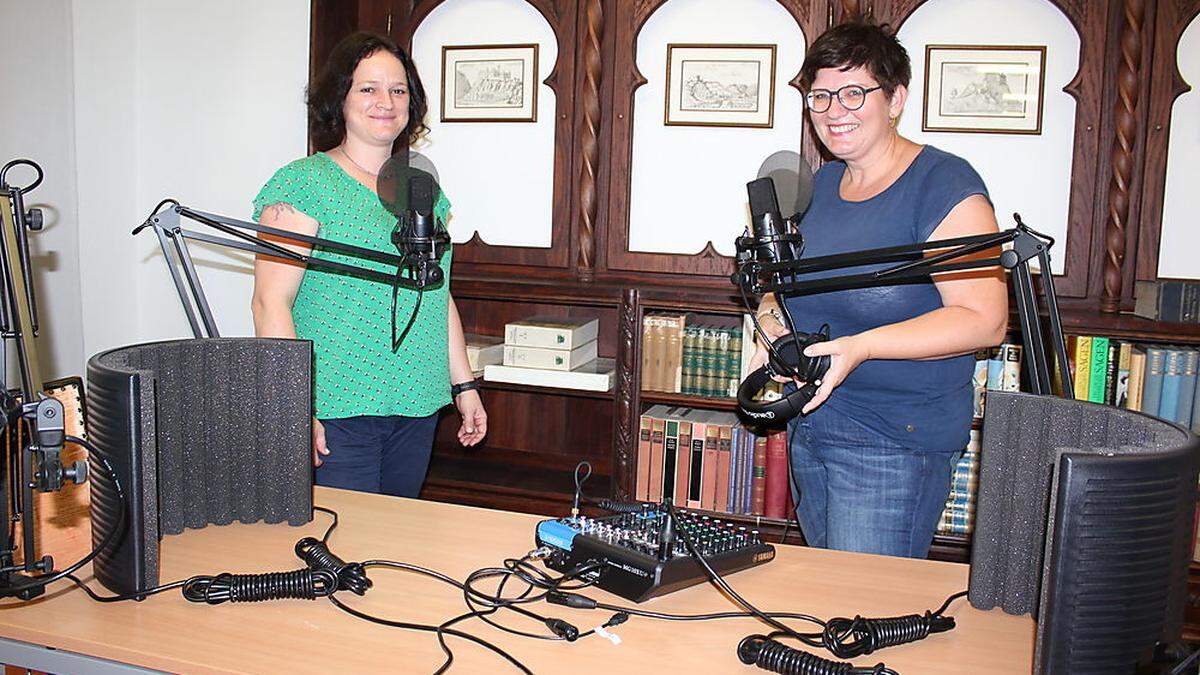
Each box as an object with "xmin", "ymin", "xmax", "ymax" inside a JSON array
[{"xmin": 390, "ymin": 172, "xmax": 447, "ymax": 287}]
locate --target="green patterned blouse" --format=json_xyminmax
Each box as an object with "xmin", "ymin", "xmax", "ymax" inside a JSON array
[{"xmin": 252, "ymin": 152, "xmax": 452, "ymax": 419}]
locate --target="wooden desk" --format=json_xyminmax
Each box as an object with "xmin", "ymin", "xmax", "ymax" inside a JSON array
[{"xmin": 0, "ymin": 487, "xmax": 1033, "ymax": 673}]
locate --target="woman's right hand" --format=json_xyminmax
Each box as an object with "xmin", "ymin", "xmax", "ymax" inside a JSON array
[{"xmin": 312, "ymin": 418, "xmax": 329, "ymax": 467}]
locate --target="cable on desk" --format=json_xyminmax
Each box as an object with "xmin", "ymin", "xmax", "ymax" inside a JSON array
[{"xmin": 737, "ymin": 634, "xmax": 894, "ymax": 675}]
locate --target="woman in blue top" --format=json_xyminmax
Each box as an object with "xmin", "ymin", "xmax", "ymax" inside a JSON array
[{"xmin": 751, "ymin": 21, "xmax": 1008, "ymax": 558}]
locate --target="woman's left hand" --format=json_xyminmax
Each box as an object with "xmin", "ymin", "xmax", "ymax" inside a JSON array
[
  {"xmin": 455, "ymin": 390, "xmax": 488, "ymax": 446},
  {"xmin": 799, "ymin": 334, "xmax": 871, "ymax": 414}
]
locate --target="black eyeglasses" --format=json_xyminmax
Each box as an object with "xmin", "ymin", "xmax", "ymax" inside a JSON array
[{"xmin": 804, "ymin": 84, "xmax": 883, "ymax": 113}]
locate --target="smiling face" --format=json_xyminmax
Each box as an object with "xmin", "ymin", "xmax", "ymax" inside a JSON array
[
  {"xmin": 342, "ymin": 49, "xmax": 410, "ymax": 147},
  {"xmin": 808, "ymin": 65, "xmax": 906, "ymax": 164}
]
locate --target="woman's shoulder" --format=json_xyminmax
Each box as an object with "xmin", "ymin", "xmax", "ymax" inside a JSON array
[{"xmin": 914, "ymin": 145, "xmax": 980, "ymax": 178}]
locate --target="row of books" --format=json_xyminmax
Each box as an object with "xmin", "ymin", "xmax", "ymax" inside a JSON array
[
  {"xmin": 936, "ymin": 429, "xmax": 982, "ymax": 535},
  {"xmin": 1067, "ymin": 336, "xmax": 1200, "ymax": 432},
  {"xmin": 635, "ymin": 405, "xmax": 792, "ymax": 519},
  {"xmin": 971, "ymin": 343, "xmax": 1023, "ymax": 419},
  {"xmin": 1133, "ymin": 279, "xmax": 1200, "ymax": 324},
  {"xmin": 641, "ymin": 313, "xmax": 756, "ymax": 397}
]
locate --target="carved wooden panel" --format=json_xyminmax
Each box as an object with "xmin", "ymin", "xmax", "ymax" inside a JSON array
[
  {"xmin": 1136, "ymin": 1, "xmax": 1200, "ymax": 284},
  {"xmin": 390, "ymin": 0, "xmax": 579, "ymax": 272},
  {"xmin": 605, "ymin": 0, "xmax": 815, "ymax": 280}
]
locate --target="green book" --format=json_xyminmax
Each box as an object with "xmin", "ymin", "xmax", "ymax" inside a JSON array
[{"xmin": 1088, "ymin": 337, "xmax": 1109, "ymax": 403}]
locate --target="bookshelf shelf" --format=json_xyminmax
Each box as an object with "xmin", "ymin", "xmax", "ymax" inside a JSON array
[
  {"xmin": 639, "ymin": 391, "xmax": 740, "ymax": 410},
  {"xmin": 481, "ymin": 380, "xmax": 614, "ymax": 401}
]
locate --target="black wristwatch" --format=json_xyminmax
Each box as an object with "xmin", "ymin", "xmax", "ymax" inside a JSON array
[{"xmin": 451, "ymin": 379, "xmax": 482, "ymax": 398}]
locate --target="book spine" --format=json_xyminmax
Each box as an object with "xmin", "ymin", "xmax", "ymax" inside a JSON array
[
  {"xmin": 728, "ymin": 426, "xmax": 742, "ymax": 515},
  {"xmin": 1176, "ymin": 350, "xmax": 1198, "ymax": 427},
  {"xmin": 648, "ymin": 417, "xmax": 667, "ymax": 503},
  {"xmin": 715, "ymin": 420, "xmax": 733, "ymax": 514},
  {"xmin": 727, "ymin": 328, "xmax": 743, "ymax": 398},
  {"xmin": 1143, "ymin": 347, "xmax": 1167, "ymax": 418},
  {"xmin": 1001, "ymin": 343, "xmax": 1022, "ymax": 392},
  {"xmin": 662, "ymin": 417, "xmax": 679, "ymax": 504},
  {"xmin": 636, "ymin": 414, "xmax": 653, "ymax": 501},
  {"xmin": 1160, "ymin": 281, "xmax": 1185, "ymax": 323},
  {"xmin": 1088, "ymin": 337, "xmax": 1109, "ymax": 403},
  {"xmin": 972, "ymin": 350, "xmax": 989, "ymax": 419},
  {"xmin": 681, "ymin": 325, "xmax": 699, "ymax": 396},
  {"xmin": 688, "ymin": 422, "xmax": 706, "ymax": 509},
  {"xmin": 1127, "ymin": 347, "xmax": 1147, "ymax": 411},
  {"xmin": 674, "ymin": 420, "xmax": 693, "ymax": 506},
  {"xmin": 1114, "ymin": 341, "xmax": 1133, "ymax": 408},
  {"xmin": 751, "ymin": 436, "xmax": 768, "ymax": 516},
  {"xmin": 1103, "ymin": 340, "xmax": 1119, "ymax": 405},
  {"xmin": 666, "ymin": 315, "xmax": 685, "ymax": 394},
  {"xmin": 1074, "ymin": 336, "xmax": 1093, "ymax": 401},
  {"xmin": 1159, "ymin": 349, "xmax": 1183, "ymax": 421},
  {"xmin": 764, "ymin": 430, "xmax": 789, "ymax": 519},
  {"xmin": 702, "ymin": 424, "xmax": 720, "ymax": 511}
]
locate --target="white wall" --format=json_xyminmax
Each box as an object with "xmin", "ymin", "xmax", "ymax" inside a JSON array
[
  {"xmin": 412, "ymin": 0, "xmax": 558, "ymax": 247},
  {"xmin": 1159, "ymin": 14, "xmax": 1200, "ymax": 279},
  {"xmin": 897, "ymin": 0, "xmax": 1079, "ymax": 274},
  {"xmin": 0, "ymin": 0, "xmax": 83, "ymax": 380},
  {"xmin": 72, "ymin": 0, "xmax": 310, "ymax": 362},
  {"xmin": 629, "ymin": 0, "xmax": 806, "ymax": 255}
]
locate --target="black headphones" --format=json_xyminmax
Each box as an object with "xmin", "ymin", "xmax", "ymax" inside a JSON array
[{"xmin": 736, "ymin": 327, "xmax": 831, "ymax": 424}]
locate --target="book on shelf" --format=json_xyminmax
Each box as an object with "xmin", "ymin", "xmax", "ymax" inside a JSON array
[
  {"xmin": 502, "ymin": 340, "xmax": 598, "ymax": 371},
  {"xmin": 504, "ymin": 316, "xmax": 599, "ymax": 350},
  {"xmin": 1001, "ymin": 343, "xmax": 1022, "ymax": 392},
  {"xmin": 1132, "ymin": 278, "xmax": 1200, "ymax": 323},
  {"xmin": 1142, "ymin": 346, "xmax": 1167, "ymax": 420},
  {"xmin": 1088, "ymin": 337, "xmax": 1109, "ymax": 403},
  {"xmin": 763, "ymin": 429, "xmax": 789, "ymax": 520},
  {"xmin": 1073, "ymin": 335, "xmax": 1092, "ymax": 401},
  {"xmin": 482, "ymin": 357, "xmax": 615, "ymax": 392},
  {"xmin": 465, "ymin": 334, "xmax": 504, "ymax": 375},
  {"xmin": 1176, "ymin": 349, "xmax": 1199, "ymax": 428},
  {"xmin": 641, "ymin": 313, "xmax": 685, "ymax": 393}
]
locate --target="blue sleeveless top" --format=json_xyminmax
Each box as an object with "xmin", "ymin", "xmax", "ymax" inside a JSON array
[{"xmin": 782, "ymin": 145, "xmax": 989, "ymax": 451}]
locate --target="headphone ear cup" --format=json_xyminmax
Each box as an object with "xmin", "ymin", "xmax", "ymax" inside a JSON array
[{"xmin": 766, "ymin": 333, "xmax": 804, "ymax": 377}]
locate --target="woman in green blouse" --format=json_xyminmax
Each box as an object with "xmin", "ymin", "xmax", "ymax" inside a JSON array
[{"xmin": 251, "ymin": 32, "xmax": 486, "ymax": 497}]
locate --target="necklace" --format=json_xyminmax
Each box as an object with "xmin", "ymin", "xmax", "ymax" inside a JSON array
[{"xmin": 336, "ymin": 146, "xmax": 380, "ymax": 177}]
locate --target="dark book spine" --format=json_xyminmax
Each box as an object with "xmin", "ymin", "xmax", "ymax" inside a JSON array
[
  {"xmin": 1160, "ymin": 281, "xmax": 1185, "ymax": 323},
  {"xmin": 1104, "ymin": 340, "xmax": 1120, "ymax": 405}
]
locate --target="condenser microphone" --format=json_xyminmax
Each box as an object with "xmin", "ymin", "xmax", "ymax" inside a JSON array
[
  {"xmin": 390, "ymin": 172, "xmax": 446, "ymax": 287},
  {"xmin": 746, "ymin": 177, "xmax": 800, "ymax": 265}
]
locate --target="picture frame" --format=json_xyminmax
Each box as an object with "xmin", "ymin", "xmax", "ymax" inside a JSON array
[
  {"xmin": 440, "ymin": 44, "xmax": 539, "ymax": 122},
  {"xmin": 922, "ymin": 45, "xmax": 1047, "ymax": 134},
  {"xmin": 664, "ymin": 44, "xmax": 776, "ymax": 128}
]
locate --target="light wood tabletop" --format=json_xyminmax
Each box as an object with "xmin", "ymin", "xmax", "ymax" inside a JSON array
[{"xmin": 0, "ymin": 487, "xmax": 1034, "ymax": 673}]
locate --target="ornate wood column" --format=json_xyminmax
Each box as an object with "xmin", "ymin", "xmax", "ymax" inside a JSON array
[
  {"xmin": 1100, "ymin": 0, "xmax": 1147, "ymax": 313},
  {"xmin": 575, "ymin": 0, "xmax": 603, "ymax": 282}
]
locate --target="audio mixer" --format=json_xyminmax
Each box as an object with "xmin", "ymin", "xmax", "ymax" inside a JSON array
[{"xmin": 535, "ymin": 506, "xmax": 775, "ymax": 602}]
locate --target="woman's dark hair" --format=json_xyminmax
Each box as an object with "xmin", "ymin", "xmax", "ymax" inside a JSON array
[
  {"xmin": 307, "ymin": 32, "xmax": 429, "ymax": 151},
  {"xmin": 799, "ymin": 20, "xmax": 911, "ymax": 96}
]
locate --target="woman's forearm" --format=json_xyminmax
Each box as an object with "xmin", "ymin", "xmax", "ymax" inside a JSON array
[
  {"xmin": 252, "ymin": 299, "xmax": 298, "ymax": 339},
  {"xmin": 447, "ymin": 297, "xmax": 474, "ymax": 384},
  {"xmin": 854, "ymin": 304, "xmax": 1007, "ymax": 362}
]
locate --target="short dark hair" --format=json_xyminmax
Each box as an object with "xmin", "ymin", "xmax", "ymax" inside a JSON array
[
  {"xmin": 307, "ymin": 32, "xmax": 429, "ymax": 151},
  {"xmin": 799, "ymin": 20, "xmax": 911, "ymax": 96}
]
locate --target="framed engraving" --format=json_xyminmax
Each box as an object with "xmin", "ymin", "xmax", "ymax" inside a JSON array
[
  {"xmin": 923, "ymin": 45, "xmax": 1047, "ymax": 134},
  {"xmin": 440, "ymin": 44, "xmax": 539, "ymax": 122},
  {"xmin": 664, "ymin": 44, "xmax": 776, "ymax": 128}
]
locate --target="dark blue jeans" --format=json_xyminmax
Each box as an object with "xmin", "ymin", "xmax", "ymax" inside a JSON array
[
  {"xmin": 315, "ymin": 414, "xmax": 438, "ymax": 497},
  {"xmin": 787, "ymin": 406, "xmax": 961, "ymax": 558}
]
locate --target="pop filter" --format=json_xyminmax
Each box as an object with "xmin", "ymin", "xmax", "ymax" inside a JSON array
[{"xmin": 756, "ymin": 150, "xmax": 814, "ymax": 219}]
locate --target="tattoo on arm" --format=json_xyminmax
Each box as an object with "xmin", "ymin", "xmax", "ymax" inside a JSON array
[{"xmin": 264, "ymin": 202, "xmax": 297, "ymax": 220}]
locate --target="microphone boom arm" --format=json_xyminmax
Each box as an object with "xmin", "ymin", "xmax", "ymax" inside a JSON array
[
  {"xmin": 134, "ymin": 203, "xmax": 440, "ymax": 339},
  {"xmin": 734, "ymin": 215, "xmax": 1071, "ymax": 398}
]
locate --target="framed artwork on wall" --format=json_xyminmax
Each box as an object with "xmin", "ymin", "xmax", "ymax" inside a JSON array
[
  {"xmin": 440, "ymin": 44, "xmax": 539, "ymax": 122},
  {"xmin": 664, "ymin": 44, "xmax": 776, "ymax": 128},
  {"xmin": 922, "ymin": 45, "xmax": 1047, "ymax": 134}
]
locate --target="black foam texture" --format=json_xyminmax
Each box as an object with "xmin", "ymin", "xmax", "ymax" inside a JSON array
[
  {"xmin": 86, "ymin": 338, "xmax": 312, "ymax": 595},
  {"xmin": 969, "ymin": 391, "xmax": 1198, "ymax": 674}
]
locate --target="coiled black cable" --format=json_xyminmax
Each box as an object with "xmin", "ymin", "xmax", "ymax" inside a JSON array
[
  {"xmin": 823, "ymin": 610, "xmax": 954, "ymax": 658},
  {"xmin": 295, "ymin": 536, "xmax": 372, "ymax": 595},
  {"xmin": 738, "ymin": 635, "xmax": 894, "ymax": 675},
  {"xmin": 181, "ymin": 568, "xmax": 338, "ymax": 604}
]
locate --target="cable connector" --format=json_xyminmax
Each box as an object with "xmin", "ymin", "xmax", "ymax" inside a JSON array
[
  {"xmin": 546, "ymin": 590, "xmax": 598, "ymax": 609},
  {"xmin": 528, "ymin": 546, "xmax": 555, "ymax": 560},
  {"xmin": 545, "ymin": 618, "xmax": 579, "ymax": 641}
]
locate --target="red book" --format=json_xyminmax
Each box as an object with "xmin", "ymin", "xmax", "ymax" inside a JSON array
[
  {"xmin": 750, "ymin": 436, "xmax": 768, "ymax": 516},
  {"xmin": 764, "ymin": 429, "xmax": 789, "ymax": 519}
]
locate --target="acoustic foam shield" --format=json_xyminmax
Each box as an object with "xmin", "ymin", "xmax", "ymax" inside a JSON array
[
  {"xmin": 86, "ymin": 338, "xmax": 313, "ymax": 596},
  {"xmin": 970, "ymin": 391, "xmax": 1198, "ymax": 674}
]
